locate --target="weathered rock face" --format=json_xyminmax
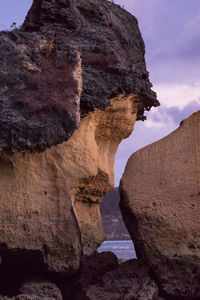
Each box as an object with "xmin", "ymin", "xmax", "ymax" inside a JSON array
[
  {"xmin": 0, "ymin": 253, "xmax": 159, "ymax": 300},
  {"xmin": 0, "ymin": 281, "xmax": 63, "ymax": 299},
  {"xmin": 0, "ymin": 0, "xmax": 158, "ymax": 278},
  {"xmin": 82, "ymin": 259, "xmax": 158, "ymax": 300},
  {"xmin": 0, "ymin": 0, "xmax": 158, "ymax": 152},
  {"xmin": 0, "ymin": 31, "xmax": 81, "ymax": 152},
  {"xmin": 120, "ymin": 111, "xmax": 200, "ymax": 299},
  {"xmin": 59, "ymin": 252, "xmax": 158, "ymax": 300},
  {"xmin": 0, "ymin": 94, "xmax": 138, "ymax": 274}
]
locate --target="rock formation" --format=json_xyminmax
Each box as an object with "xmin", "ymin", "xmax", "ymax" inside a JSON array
[
  {"xmin": 0, "ymin": 0, "xmax": 158, "ymax": 153},
  {"xmin": 0, "ymin": 0, "xmax": 158, "ymax": 293},
  {"xmin": 75, "ymin": 257, "xmax": 158, "ymax": 300},
  {"xmin": 120, "ymin": 111, "xmax": 200, "ymax": 299},
  {"xmin": 0, "ymin": 281, "xmax": 63, "ymax": 300}
]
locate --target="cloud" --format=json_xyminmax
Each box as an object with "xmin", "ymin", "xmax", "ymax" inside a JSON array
[
  {"xmin": 148, "ymin": 100, "xmax": 200, "ymax": 127},
  {"xmin": 114, "ymin": 99, "xmax": 200, "ymax": 186},
  {"xmin": 154, "ymin": 82, "xmax": 200, "ymax": 108},
  {"xmin": 115, "ymin": 0, "xmax": 200, "ymax": 85}
]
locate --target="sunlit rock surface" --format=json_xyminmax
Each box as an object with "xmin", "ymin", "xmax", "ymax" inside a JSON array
[
  {"xmin": 120, "ymin": 111, "xmax": 200, "ymax": 299},
  {"xmin": 0, "ymin": 1, "xmax": 159, "ymax": 298}
]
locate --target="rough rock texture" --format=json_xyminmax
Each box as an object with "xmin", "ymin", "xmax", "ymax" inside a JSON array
[
  {"xmin": 120, "ymin": 111, "xmax": 200, "ymax": 299},
  {"xmin": 0, "ymin": 95, "xmax": 138, "ymax": 274},
  {"xmin": 0, "ymin": 0, "xmax": 158, "ymax": 152},
  {"xmin": 0, "ymin": 253, "xmax": 159, "ymax": 300},
  {"xmin": 71, "ymin": 251, "xmax": 119, "ymax": 299},
  {"xmin": 0, "ymin": 0, "xmax": 159, "ymax": 296},
  {"xmin": 100, "ymin": 188, "xmax": 130, "ymax": 240},
  {"xmin": 0, "ymin": 31, "xmax": 81, "ymax": 152},
  {"xmin": 0, "ymin": 281, "xmax": 62, "ymax": 299},
  {"xmin": 80, "ymin": 259, "xmax": 158, "ymax": 300}
]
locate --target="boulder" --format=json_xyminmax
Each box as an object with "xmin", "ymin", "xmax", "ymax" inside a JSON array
[
  {"xmin": 83, "ymin": 259, "xmax": 158, "ymax": 300},
  {"xmin": 120, "ymin": 111, "xmax": 200, "ymax": 298},
  {"xmin": 0, "ymin": 281, "xmax": 62, "ymax": 300}
]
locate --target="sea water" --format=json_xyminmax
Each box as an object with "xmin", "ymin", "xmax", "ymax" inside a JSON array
[{"xmin": 98, "ymin": 240, "xmax": 137, "ymax": 259}]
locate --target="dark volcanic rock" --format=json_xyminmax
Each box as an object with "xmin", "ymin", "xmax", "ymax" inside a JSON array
[
  {"xmin": 100, "ymin": 188, "xmax": 130, "ymax": 240},
  {"xmin": 0, "ymin": 31, "xmax": 81, "ymax": 152},
  {"xmin": 77, "ymin": 258, "xmax": 159, "ymax": 300},
  {"xmin": 0, "ymin": 0, "xmax": 158, "ymax": 152},
  {"xmin": 19, "ymin": 281, "xmax": 63, "ymax": 300},
  {"xmin": 0, "ymin": 281, "xmax": 62, "ymax": 299}
]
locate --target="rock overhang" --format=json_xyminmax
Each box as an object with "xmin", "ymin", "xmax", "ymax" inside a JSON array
[{"xmin": 0, "ymin": 0, "xmax": 159, "ymax": 153}]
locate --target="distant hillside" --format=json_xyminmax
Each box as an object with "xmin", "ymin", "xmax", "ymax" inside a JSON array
[{"xmin": 100, "ymin": 188, "xmax": 130, "ymax": 240}]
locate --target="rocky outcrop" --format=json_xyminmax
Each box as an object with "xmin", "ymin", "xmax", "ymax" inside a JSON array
[
  {"xmin": 60, "ymin": 252, "xmax": 158, "ymax": 300},
  {"xmin": 0, "ymin": 281, "xmax": 63, "ymax": 300},
  {"xmin": 120, "ymin": 111, "xmax": 200, "ymax": 299},
  {"xmin": 79, "ymin": 259, "xmax": 158, "ymax": 300},
  {"xmin": 0, "ymin": 252, "xmax": 159, "ymax": 300},
  {"xmin": 100, "ymin": 188, "xmax": 130, "ymax": 240},
  {"xmin": 0, "ymin": 0, "xmax": 158, "ymax": 284},
  {"xmin": 0, "ymin": 0, "xmax": 158, "ymax": 153},
  {"xmin": 0, "ymin": 94, "xmax": 138, "ymax": 275}
]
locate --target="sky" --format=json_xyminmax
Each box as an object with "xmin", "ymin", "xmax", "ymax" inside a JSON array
[
  {"xmin": 114, "ymin": 0, "xmax": 200, "ymax": 185},
  {"xmin": 0, "ymin": 0, "xmax": 199, "ymax": 185}
]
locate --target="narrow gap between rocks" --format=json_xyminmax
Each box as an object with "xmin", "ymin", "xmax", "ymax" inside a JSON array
[{"xmin": 99, "ymin": 188, "xmax": 137, "ymax": 261}]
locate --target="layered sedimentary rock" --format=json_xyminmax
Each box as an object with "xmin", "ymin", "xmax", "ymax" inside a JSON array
[
  {"xmin": 120, "ymin": 111, "xmax": 200, "ymax": 298},
  {"xmin": 0, "ymin": 0, "xmax": 158, "ymax": 280}
]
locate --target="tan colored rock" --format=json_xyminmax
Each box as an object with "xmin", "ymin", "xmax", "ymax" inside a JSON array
[
  {"xmin": 0, "ymin": 95, "xmax": 138, "ymax": 272},
  {"xmin": 120, "ymin": 111, "xmax": 200, "ymax": 298}
]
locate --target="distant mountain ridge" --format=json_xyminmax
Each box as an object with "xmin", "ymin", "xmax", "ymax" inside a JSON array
[{"xmin": 100, "ymin": 187, "xmax": 130, "ymax": 240}]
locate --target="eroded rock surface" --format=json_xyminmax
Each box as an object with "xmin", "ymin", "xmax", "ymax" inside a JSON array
[
  {"xmin": 0, "ymin": 0, "xmax": 158, "ymax": 277},
  {"xmin": 0, "ymin": 0, "xmax": 158, "ymax": 153},
  {"xmin": 83, "ymin": 259, "xmax": 158, "ymax": 300},
  {"xmin": 0, "ymin": 281, "xmax": 62, "ymax": 300},
  {"xmin": 0, "ymin": 94, "xmax": 139, "ymax": 274},
  {"xmin": 59, "ymin": 252, "xmax": 158, "ymax": 300},
  {"xmin": 120, "ymin": 111, "xmax": 200, "ymax": 299}
]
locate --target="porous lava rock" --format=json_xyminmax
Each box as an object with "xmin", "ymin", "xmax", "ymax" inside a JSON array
[
  {"xmin": 0, "ymin": 281, "xmax": 62, "ymax": 299},
  {"xmin": 0, "ymin": 0, "xmax": 158, "ymax": 152},
  {"xmin": 80, "ymin": 259, "xmax": 158, "ymax": 300},
  {"xmin": 120, "ymin": 111, "xmax": 200, "ymax": 299}
]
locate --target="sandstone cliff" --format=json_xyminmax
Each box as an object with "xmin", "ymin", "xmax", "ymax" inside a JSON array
[
  {"xmin": 120, "ymin": 111, "xmax": 200, "ymax": 299},
  {"xmin": 0, "ymin": 0, "xmax": 158, "ymax": 294}
]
